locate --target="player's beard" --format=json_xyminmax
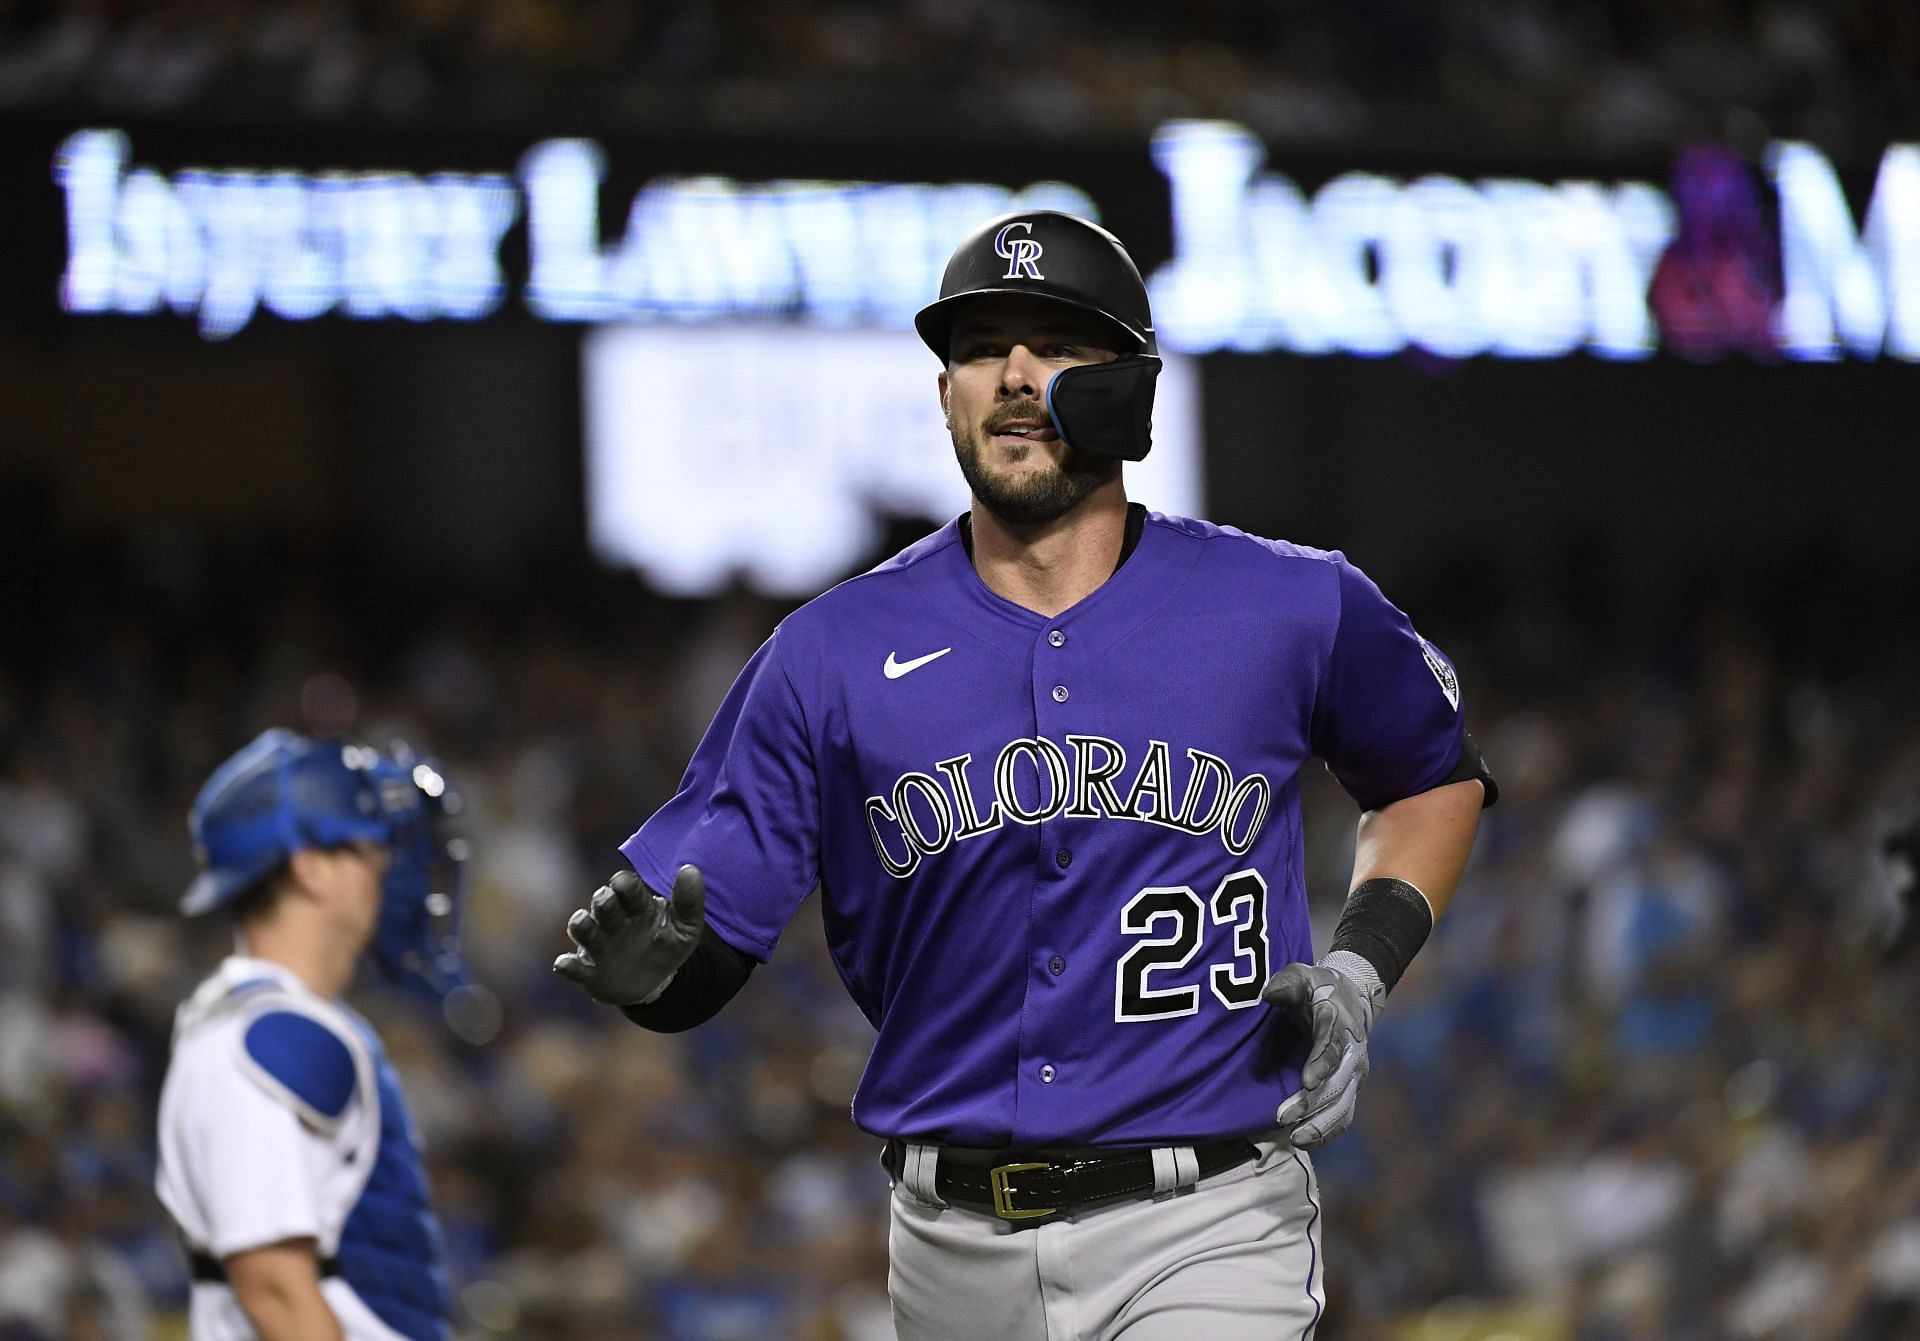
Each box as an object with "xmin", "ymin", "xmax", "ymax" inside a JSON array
[{"xmin": 953, "ymin": 400, "xmax": 1118, "ymax": 527}]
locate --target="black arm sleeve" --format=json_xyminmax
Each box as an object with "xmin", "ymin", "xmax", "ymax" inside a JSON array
[
  {"xmin": 1328, "ymin": 876, "xmax": 1435, "ymax": 995},
  {"xmin": 620, "ymin": 926, "xmax": 756, "ymax": 1033},
  {"xmin": 1443, "ymin": 732, "xmax": 1499, "ymax": 807}
]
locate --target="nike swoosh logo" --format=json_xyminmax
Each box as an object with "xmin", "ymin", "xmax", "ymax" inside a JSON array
[{"xmin": 884, "ymin": 647, "xmax": 952, "ymax": 679}]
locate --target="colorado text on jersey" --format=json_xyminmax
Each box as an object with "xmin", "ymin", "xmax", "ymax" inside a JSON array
[{"xmin": 865, "ymin": 736, "xmax": 1272, "ymax": 878}]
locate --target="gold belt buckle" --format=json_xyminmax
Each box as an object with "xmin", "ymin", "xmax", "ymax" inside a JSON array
[{"xmin": 989, "ymin": 1161, "xmax": 1056, "ymax": 1220}]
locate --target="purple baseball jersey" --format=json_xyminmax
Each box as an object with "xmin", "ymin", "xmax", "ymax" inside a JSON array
[{"xmin": 621, "ymin": 510, "xmax": 1467, "ymax": 1149}]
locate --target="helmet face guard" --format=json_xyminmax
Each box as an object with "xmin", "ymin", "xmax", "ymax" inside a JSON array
[
  {"xmin": 365, "ymin": 751, "xmax": 471, "ymax": 1000},
  {"xmin": 1045, "ymin": 356, "xmax": 1161, "ymax": 463},
  {"xmin": 916, "ymin": 211, "xmax": 1162, "ymax": 462}
]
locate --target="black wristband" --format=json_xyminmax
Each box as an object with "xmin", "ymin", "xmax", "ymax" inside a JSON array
[
  {"xmin": 620, "ymin": 927, "xmax": 756, "ymax": 1033},
  {"xmin": 1327, "ymin": 877, "xmax": 1434, "ymax": 995}
]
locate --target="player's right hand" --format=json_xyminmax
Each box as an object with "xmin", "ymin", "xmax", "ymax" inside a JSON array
[
  {"xmin": 553, "ymin": 865, "xmax": 706, "ymax": 1006},
  {"xmin": 1262, "ymin": 958, "xmax": 1382, "ymax": 1150}
]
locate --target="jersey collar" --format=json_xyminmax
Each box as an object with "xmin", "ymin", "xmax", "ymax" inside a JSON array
[
  {"xmin": 173, "ymin": 955, "xmax": 322, "ymax": 1040},
  {"xmin": 957, "ymin": 501, "xmax": 1148, "ymax": 575},
  {"xmin": 925, "ymin": 504, "xmax": 1196, "ymax": 661}
]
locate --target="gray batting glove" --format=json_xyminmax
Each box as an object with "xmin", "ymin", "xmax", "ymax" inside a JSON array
[
  {"xmin": 1262, "ymin": 950, "xmax": 1386, "ymax": 1150},
  {"xmin": 553, "ymin": 865, "xmax": 706, "ymax": 1006}
]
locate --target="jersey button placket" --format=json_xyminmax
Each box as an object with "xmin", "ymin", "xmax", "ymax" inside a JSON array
[
  {"xmin": 1042, "ymin": 625, "xmax": 1070, "ymax": 705},
  {"xmin": 1027, "ymin": 622, "xmax": 1074, "ymax": 1115},
  {"xmin": 1024, "ymin": 627, "xmax": 1072, "ymax": 1121}
]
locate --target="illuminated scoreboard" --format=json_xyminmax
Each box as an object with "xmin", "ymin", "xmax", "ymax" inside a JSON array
[
  {"xmin": 1148, "ymin": 122, "xmax": 1920, "ymax": 362},
  {"xmin": 52, "ymin": 129, "xmax": 1095, "ymax": 340},
  {"xmin": 50, "ymin": 124, "xmax": 1920, "ymax": 363}
]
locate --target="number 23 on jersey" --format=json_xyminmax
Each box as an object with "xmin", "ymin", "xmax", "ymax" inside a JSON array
[{"xmin": 1115, "ymin": 869, "xmax": 1269, "ymax": 1022}]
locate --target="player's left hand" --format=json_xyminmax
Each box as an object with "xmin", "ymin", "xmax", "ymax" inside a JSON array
[
  {"xmin": 1262, "ymin": 958, "xmax": 1384, "ymax": 1150},
  {"xmin": 553, "ymin": 866, "xmax": 706, "ymax": 1006}
]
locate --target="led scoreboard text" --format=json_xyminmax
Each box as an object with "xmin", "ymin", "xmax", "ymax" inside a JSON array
[
  {"xmin": 53, "ymin": 124, "xmax": 1920, "ymax": 362},
  {"xmin": 53, "ymin": 129, "xmax": 1093, "ymax": 340}
]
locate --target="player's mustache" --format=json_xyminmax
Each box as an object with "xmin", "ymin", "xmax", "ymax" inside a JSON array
[{"xmin": 984, "ymin": 400, "xmax": 1051, "ymax": 433}]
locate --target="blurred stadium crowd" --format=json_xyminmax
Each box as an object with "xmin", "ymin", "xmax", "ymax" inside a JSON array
[
  {"xmin": 0, "ymin": 513, "xmax": 1915, "ymax": 1341},
  {"xmin": 1, "ymin": 0, "xmax": 1915, "ymax": 155}
]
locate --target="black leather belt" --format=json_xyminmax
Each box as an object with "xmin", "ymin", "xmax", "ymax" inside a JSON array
[
  {"xmin": 882, "ymin": 1137, "xmax": 1259, "ymax": 1224},
  {"xmin": 188, "ymin": 1250, "xmax": 340, "ymax": 1283}
]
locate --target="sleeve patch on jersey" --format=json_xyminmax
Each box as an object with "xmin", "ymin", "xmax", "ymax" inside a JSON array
[
  {"xmin": 241, "ymin": 1011, "xmax": 357, "ymax": 1127},
  {"xmin": 1419, "ymin": 639, "xmax": 1461, "ymax": 711}
]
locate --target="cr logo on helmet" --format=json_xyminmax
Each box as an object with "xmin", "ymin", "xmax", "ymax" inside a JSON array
[{"xmin": 994, "ymin": 222, "xmax": 1045, "ymax": 280}]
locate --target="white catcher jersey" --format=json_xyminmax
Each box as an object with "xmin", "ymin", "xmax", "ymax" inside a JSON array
[{"xmin": 156, "ymin": 956, "xmax": 448, "ymax": 1341}]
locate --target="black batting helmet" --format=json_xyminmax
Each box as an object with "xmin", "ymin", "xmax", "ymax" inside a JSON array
[
  {"xmin": 914, "ymin": 211, "xmax": 1156, "ymax": 359},
  {"xmin": 915, "ymin": 211, "xmax": 1162, "ymax": 461}
]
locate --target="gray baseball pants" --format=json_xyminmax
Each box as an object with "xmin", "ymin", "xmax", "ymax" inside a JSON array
[{"xmin": 887, "ymin": 1140, "xmax": 1324, "ymax": 1341}]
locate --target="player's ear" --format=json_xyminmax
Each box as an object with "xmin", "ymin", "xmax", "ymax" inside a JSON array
[
  {"xmin": 283, "ymin": 847, "xmax": 330, "ymax": 900},
  {"xmin": 938, "ymin": 372, "xmax": 950, "ymax": 424}
]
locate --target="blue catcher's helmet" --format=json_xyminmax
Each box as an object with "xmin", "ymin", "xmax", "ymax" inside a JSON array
[{"xmin": 184, "ymin": 729, "xmax": 470, "ymax": 998}]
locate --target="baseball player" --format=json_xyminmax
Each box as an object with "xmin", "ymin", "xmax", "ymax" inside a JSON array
[
  {"xmin": 556, "ymin": 212, "xmax": 1497, "ymax": 1338},
  {"xmin": 156, "ymin": 729, "xmax": 467, "ymax": 1341}
]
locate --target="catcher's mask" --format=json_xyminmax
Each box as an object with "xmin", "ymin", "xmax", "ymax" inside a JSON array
[{"xmin": 184, "ymin": 728, "xmax": 471, "ymax": 1001}]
